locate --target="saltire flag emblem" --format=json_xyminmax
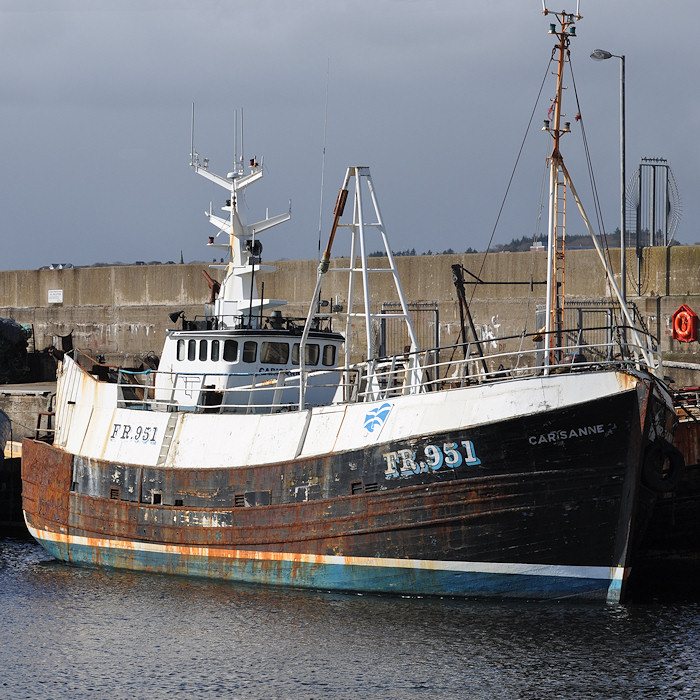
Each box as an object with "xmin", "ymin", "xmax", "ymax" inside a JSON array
[{"xmin": 363, "ymin": 403, "xmax": 392, "ymax": 433}]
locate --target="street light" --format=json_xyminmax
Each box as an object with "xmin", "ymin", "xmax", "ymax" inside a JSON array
[{"xmin": 591, "ymin": 48, "xmax": 626, "ymax": 303}]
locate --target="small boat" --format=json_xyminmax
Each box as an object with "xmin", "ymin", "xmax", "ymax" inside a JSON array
[
  {"xmin": 21, "ymin": 8, "xmax": 683, "ymax": 602},
  {"xmin": 640, "ymin": 388, "xmax": 700, "ymax": 558}
]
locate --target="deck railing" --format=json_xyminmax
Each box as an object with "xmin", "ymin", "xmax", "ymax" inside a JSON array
[{"xmin": 113, "ymin": 324, "xmax": 662, "ymax": 414}]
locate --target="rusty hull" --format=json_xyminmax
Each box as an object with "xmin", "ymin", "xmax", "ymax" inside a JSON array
[{"xmin": 20, "ymin": 387, "xmax": 667, "ymax": 600}]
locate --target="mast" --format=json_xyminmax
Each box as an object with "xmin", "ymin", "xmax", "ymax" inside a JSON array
[
  {"xmin": 190, "ymin": 113, "xmax": 291, "ymax": 328},
  {"xmin": 542, "ymin": 8, "xmax": 579, "ymax": 370},
  {"xmin": 299, "ymin": 167, "xmax": 421, "ymax": 408},
  {"xmin": 540, "ymin": 8, "xmax": 656, "ymax": 373}
]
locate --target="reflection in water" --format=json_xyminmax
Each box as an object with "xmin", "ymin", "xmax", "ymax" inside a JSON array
[{"xmin": 1, "ymin": 537, "xmax": 698, "ymax": 698}]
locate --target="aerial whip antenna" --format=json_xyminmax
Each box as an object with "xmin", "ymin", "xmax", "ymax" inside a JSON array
[
  {"xmin": 234, "ymin": 110, "xmax": 238, "ymax": 174},
  {"xmin": 542, "ymin": 2, "xmax": 582, "ymax": 18},
  {"xmin": 317, "ymin": 59, "xmax": 330, "ymax": 256},
  {"xmin": 190, "ymin": 102, "xmax": 196, "ymax": 166}
]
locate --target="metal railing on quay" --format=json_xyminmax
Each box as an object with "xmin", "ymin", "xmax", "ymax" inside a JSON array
[{"xmin": 673, "ymin": 386, "xmax": 700, "ymax": 421}]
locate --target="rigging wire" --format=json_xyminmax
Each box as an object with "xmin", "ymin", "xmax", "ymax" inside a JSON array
[
  {"xmin": 569, "ymin": 61, "xmax": 608, "ymax": 253},
  {"xmin": 468, "ymin": 57, "xmax": 553, "ymax": 307},
  {"xmin": 532, "ymin": 142, "xmax": 551, "ymax": 246},
  {"xmin": 569, "ymin": 59, "xmax": 628, "ymax": 325},
  {"xmin": 515, "ymin": 139, "xmax": 553, "ymax": 353}
]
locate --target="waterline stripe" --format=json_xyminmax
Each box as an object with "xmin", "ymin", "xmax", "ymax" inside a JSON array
[{"xmin": 27, "ymin": 521, "xmax": 624, "ymax": 583}]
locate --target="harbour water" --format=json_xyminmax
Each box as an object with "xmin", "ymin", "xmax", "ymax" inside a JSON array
[{"xmin": 1, "ymin": 536, "xmax": 698, "ymax": 699}]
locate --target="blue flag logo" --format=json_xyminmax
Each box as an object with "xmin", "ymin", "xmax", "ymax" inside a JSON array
[{"xmin": 363, "ymin": 403, "xmax": 392, "ymax": 433}]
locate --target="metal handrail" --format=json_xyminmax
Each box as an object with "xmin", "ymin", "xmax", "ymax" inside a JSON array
[{"xmin": 113, "ymin": 324, "xmax": 662, "ymax": 414}]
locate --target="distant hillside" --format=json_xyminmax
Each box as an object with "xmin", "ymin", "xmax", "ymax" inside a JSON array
[
  {"xmin": 492, "ymin": 230, "xmax": 681, "ymax": 253},
  {"xmin": 493, "ymin": 233, "xmax": 619, "ymax": 252},
  {"xmin": 368, "ymin": 247, "xmax": 478, "ymax": 257}
]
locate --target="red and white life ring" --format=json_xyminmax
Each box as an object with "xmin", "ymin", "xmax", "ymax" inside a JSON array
[{"xmin": 672, "ymin": 305, "xmax": 697, "ymax": 343}]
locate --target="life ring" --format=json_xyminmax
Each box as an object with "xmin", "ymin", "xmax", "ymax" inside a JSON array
[
  {"xmin": 641, "ymin": 441, "xmax": 685, "ymax": 493},
  {"xmin": 672, "ymin": 305, "xmax": 697, "ymax": 342},
  {"xmin": 673, "ymin": 310, "xmax": 694, "ymax": 342}
]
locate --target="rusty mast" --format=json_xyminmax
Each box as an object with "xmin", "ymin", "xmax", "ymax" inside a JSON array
[{"xmin": 541, "ymin": 7, "xmax": 581, "ymax": 369}]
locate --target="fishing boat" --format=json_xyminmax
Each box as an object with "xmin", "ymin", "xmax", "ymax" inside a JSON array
[{"xmin": 21, "ymin": 8, "xmax": 683, "ymax": 602}]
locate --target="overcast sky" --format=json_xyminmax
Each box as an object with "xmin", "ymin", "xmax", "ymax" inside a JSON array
[{"xmin": 0, "ymin": 1, "xmax": 696, "ymax": 271}]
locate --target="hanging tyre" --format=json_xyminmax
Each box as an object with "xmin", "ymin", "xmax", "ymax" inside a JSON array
[{"xmin": 642, "ymin": 441, "xmax": 685, "ymax": 493}]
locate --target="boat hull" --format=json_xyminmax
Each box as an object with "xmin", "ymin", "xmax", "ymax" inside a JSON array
[
  {"xmin": 22, "ymin": 383, "xmax": 665, "ymax": 602},
  {"xmin": 25, "ymin": 521, "xmax": 626, "ymax": 600}
]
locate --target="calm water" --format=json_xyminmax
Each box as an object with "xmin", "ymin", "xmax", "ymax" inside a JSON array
[{"xmin": 1, "ymin": 537, "xmax": 699, "ymax": 699}]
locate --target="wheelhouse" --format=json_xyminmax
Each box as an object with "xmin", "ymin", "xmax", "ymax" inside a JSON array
[{"xmin": 153, "ymin": 320, "xmax": 344, "ymax": 412}]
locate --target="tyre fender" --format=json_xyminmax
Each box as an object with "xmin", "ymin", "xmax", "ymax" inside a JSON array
[{"xmin": 642, "ymin": 441, "xmax": 685, "ymax": 493}]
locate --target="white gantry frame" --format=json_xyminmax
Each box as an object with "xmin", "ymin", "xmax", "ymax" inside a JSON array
[{"xmin": 335, "ymin": 167, "xmax": 421, "ymax": 398}]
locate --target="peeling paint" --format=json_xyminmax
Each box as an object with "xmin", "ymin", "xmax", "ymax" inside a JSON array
[{"xmin": 478, "ymin": 316, "xmax": 502, "ymax": 350}]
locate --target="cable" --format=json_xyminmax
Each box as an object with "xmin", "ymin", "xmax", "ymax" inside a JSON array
[
  {"xmin": 569, "ymin": 57, "xmax": 624, "ymax": 326},
  {"xmin": 468, "ymin": 57, "xmax": 553, "ymax": 306}
]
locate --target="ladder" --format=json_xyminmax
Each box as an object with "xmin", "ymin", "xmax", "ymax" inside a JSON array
[{"xmin": 156, "ymin": 413, "xmax": 178, "ymax": 466}]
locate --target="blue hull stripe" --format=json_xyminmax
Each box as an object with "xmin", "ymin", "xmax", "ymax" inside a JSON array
[{"xmin": 26, "ymin": 521, "xmax": 626, "ymax": 601}]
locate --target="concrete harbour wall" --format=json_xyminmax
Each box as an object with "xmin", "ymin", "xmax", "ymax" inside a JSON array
[{"xmin": 1, "ymin": 245, "xmax": 699, "ymax": 383}]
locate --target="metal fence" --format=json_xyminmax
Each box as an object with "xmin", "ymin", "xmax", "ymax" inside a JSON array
[
  {"xmin": 377, "ymin": 301, "xmax": 439, "ymax": 356},
  {"xmin": 535, "ymin": 300, "xmax": 653, "ymax": 364}
]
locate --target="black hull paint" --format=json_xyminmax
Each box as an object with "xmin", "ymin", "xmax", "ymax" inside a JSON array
[{"xmin": 21, "ymin": 387, "xmax": 666, "ymax": 602}]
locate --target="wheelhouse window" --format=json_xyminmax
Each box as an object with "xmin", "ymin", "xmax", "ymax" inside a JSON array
[
  {"xmin": 261, "ymin": 341, "xmax": 290, "ymax": 364},
  {"xmin": 199, "ymin": 339, "xmax": 208, "ymax": 361},
  {"xmin": 242, "ymin": 341, "xmax": 257, "ymax": 363},
  {"xmin": 176, "ymin": 339, "xmax": 185, "ymax": 361},
  {"xmin": 223, "ymin": 339, "xmax": 238, "ymax": 362},
  {"xmin": 322, "ymin": 344, "xmax": 337, "ymax": 366},
  {"xmin": 211, "ymin": 339, "xmax": 220, "ymax": 362},
  {"xmin": 291, "ymin": 343, "xmax": 319, "ymax": 366},
  {"xmin": 187, "ymin": 339, "xmax": 196, "ymax": 361}
]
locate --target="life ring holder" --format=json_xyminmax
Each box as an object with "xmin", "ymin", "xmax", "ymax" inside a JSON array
[{"xmin": 672, "ymin": 305, "xmax": 697, "ymax": 343}]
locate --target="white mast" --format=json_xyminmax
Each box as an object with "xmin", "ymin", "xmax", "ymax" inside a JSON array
[
  {"xmin": 340, "ymin": 167, "xmax": 418, "ymax": 360},
  {"xmin": 190, "ymin": 115, "xmax": 291, "ymax": 328},
  {"xmin": 300, "ymin": 167, "xmax": 420, "ymax": 406}
]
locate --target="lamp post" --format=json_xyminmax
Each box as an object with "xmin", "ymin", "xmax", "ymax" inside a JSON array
[{"xmin": 590, "ymin": 48, "xmax": 626, "ymax": 303}]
